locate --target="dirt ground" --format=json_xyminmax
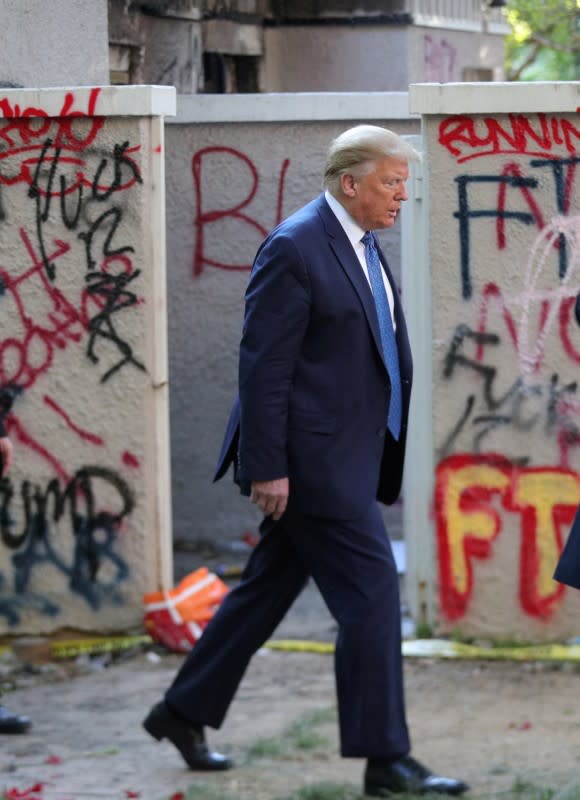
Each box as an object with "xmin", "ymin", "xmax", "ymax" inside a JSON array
[{"xmin": 2, "ymin": 579, "xmax": 580, "ymax": 800}]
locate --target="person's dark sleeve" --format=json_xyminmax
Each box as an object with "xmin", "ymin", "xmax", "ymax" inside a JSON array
[{"xmin": 237, "ymin": 233, "xmax": 310, "ymax": 482}]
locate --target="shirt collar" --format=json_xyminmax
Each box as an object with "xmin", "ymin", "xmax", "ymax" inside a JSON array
[{"xmin": 324, "ymin": 190, "xmax": 366, "ymax": 248}]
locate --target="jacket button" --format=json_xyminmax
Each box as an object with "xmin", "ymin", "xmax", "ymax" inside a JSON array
[{"xmin": 377, "ymin": 427, "xmax": 386, "ymax": 438}]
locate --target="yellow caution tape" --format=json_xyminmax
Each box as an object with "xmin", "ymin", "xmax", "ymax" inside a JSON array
[
  {"xmin": 50, "ymin": 634, "xmax": 153, "ymax": 659},
  {"xmin": 264, "ymin": 638, "xmax": 580, "ymax": 662},
  {"xmin": 264, "ymin": 639, "xmax": 334, "ymax": 654},
  {"xmin": 402, "ymin": 639, "xmax": 580, "ymax": 661},
  {"xmin": 3, "ymin": 635, "xmax": 580, "ymax": 662}
]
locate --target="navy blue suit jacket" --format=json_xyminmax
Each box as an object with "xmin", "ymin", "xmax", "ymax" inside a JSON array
[
  {"xmin": 554, "ymin": 507, "xmax": 580, "ymax": 590},
  {"xmin": 214, "ymin": 193, "xmax": 413, "ymax": 520}
]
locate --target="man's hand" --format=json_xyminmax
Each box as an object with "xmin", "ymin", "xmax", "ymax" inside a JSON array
[
  {"xmin": 250, "ymin": 478, "xmax": 289, "ymax": 521},
  {"xmin": 0, "ymin": 436, "xmax": 13, "ymax": 477}
]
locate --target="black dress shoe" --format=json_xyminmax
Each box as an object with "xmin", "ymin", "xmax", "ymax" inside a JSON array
[
  {"xmin": 0, "ymin": 705, "xmax": 31, "ymax": 734},
  {"xmin": 143, "ymin": 700, "xmax": 232, "ymax": 771},
  {"xmin": 364, "ymin": 755, "xmax": 469, "ymax": 796}
]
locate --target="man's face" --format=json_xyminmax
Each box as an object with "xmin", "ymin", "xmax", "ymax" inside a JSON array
[{"xmin": 343, "ymin": 156, "xmax": 409, "ymax": 231}]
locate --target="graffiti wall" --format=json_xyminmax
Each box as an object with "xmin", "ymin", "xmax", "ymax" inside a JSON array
[
  {"xmin": 164, "ymin": 97, "xmax": 419, "ymax": 547},
  {"xmin": 0, "ymin": 86, "xmax": 175, "ymax": 634},
  {"xmin": 412, "ymin": 83, "xmax": 580, "ymax": 639}
]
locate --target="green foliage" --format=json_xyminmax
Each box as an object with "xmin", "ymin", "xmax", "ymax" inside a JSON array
[
  {"xmin": 414, "ymin": 621, "xmax": 433, "ymax": 639},
  {"xmin": 504, "ymin": 0, "xmax": 579, "ymax": 81},
  {"xmin": 511, "ymin": 776, "xmax": 557, "ymax": 799},
  {"xmin": 247, "ymin": 706, "xmax": 337, "ymax": 761}
]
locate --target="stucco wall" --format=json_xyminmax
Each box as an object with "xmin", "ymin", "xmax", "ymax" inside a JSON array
[
  {"xmin": 410, "ymin": 82, "xmax": 580, "ymax": 640},
  {"xmin": 165, "ymin": 94, "xmax": 419, "ymax": 549},
  {"xmin": 0, "ymin": 86, "xmax": 175, "ymax": 634},
  {"xmin": 0, "ymin": 0, "xmax": 109, "ymax": 88}
]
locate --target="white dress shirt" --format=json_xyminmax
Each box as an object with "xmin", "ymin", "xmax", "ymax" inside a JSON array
[{"xmin": 324, "ymin": 190, "xmax": 397, "ymax": 328}]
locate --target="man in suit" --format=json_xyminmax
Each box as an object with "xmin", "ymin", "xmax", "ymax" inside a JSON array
[
  {"xmin": 144, "ymin": 125, "xmax": 468, "ymax": 796},
  {"xmin": 553, "ymin": 290, "xmax": 580, "ymax": 590},
  {"xmin": 0, "ymin": 391, "xmax": 32, "ymax": 735}
]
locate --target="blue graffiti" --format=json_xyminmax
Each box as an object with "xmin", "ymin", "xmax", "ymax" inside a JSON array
[{"xmin": 0, "ymin": 466, "xmax": 135, "ymax": 626}]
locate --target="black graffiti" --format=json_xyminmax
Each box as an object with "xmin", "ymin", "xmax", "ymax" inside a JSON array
[
  {"xmin": 91, "ymin": 140, "xmax": 142, "ymax": 202},
  {"xmin": 453, "ymin": 156, "xmax": 580, "ymax": 299},
  {"xmin": 0, "ymin": 466, "xmax": 135, "ymax": 623},
  {"xmin": 28, "ymin": 138, "xmax": 61, "ymax": 280},
  {"xmin": 25, "ymin": 137, "xmax": 145, "ymax": 382},
  {"xmin": 86, "ymin": 268, "xmax": 146, "ymax": 382},
  {"xmin": 454, "ymin": 173, "xmax": 537, "ymax": 300},
  {"xmin": 78, "ymin": 206, "xmax": 135, "ymax": 272},
  {"xmin": 439, "ymin": 323, "xmax": 578, "ymax": 458}
]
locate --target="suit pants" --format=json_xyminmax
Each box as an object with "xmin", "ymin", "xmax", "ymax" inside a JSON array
[{"xmin": 165, "ymin": 502, "xmax": 411, "ymax": 759}]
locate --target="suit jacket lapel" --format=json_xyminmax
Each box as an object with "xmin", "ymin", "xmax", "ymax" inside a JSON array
[{"xmin": 316, "ymin": 197, "xmax": 386, "ymax": 368}]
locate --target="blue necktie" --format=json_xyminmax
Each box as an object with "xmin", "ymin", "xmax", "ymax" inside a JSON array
[{"xmin": 361, "ymin": 232, "xmax": 402, "ymax": 440}]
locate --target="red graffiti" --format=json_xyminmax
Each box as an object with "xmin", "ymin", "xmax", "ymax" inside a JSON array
[
  {"xmin": 439, "ymin": 113, "xmax": 580, "ymax": 163},
  {"xmin": 122, "ymin": 451, "xmax": 140, "ymax": 468},
  {"xmin": 496, "ymin": 162, "xmax": 545, "ymax": 248},
  {"xmin": 192, "ymin": 146, "xmax": 291, "ymax": 277},
  {"xmin": 4, "ymin": 413, "xmax": 69, "ymax": 482},
  {"xmin": 435, "ymin": 453, "xmax": 579, "ymax": 621},
  {"xmin": 43, "ymin": 395, "xmax": 104, "ymax": 446},
  {"xmin": 0, "ymin": 88, "xmax": 103, "ymax": 153},
  {"xmin": 0, "ymin": 228, "xmax": 138, "ymax": 390}
]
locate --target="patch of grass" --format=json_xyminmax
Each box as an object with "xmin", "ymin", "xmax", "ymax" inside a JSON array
[
  {"xmin": 247, "ymin": 706, "xmax": 337, "ymax": 761},
  {"xmin": 181, "ymin": 783, "xmax": 239, "ymax": 800},
  {"xmin": 511, "ymin": 777, "xmax": 556, "ymax": 799},
  {"xmin": 247, "ymin": 736, "xmax": 288, "ymax": 758},
  {"xmin": 273, "ymin": 782, "xmax": 363, "ymax": 800}
]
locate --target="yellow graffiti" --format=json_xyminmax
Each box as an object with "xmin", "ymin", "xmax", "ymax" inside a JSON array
[
  {"xmin": 444, "ymin": 462, "xmax": 510, "ymax": 595},
  {"xmin": 512, "ymin": 470, "xmax": 580, "ymax": 601},
  {"xmin": 437, "ymin": 454, "xmax": 580, "ymax": 619}
]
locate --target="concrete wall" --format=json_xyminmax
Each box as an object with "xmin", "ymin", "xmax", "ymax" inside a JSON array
[
  {"xmin": 262, "ymin": 26, "xmax": 408, "ymax": 92},
  {"xmin": 0, "ymin": 85, "xmax": 175, "ymax": 634},
  {"xmin": 165, "ymin": 93, "xmax": 419, "ymax": 550},
  {"xmin": 263, "ymin": 23, "xmax": 504, "ymax": 93},
  {"xmin": 0, "ymin": 0, "xmax": 109, "ymax": 88},
  {"xmin": 409, "ymin": 82, "xmax": 580, "ymax": 641}
]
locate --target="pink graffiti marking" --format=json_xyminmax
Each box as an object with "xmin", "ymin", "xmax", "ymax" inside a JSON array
[{"xmin": 423, "ymin": 35, "xmax": 457, "ymax": 82}]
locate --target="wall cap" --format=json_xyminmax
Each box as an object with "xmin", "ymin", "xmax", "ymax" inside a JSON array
[
  {"xmin": 409, "ymin": 81, "xmax": 580, "ymax": 115},
  {"xmin": 171, "ymin": 92, "xmax": 416, "ymax": 123},
  {"xmin": 0, "ymin": 85, "xmax": 177, "ymax": 118}
]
